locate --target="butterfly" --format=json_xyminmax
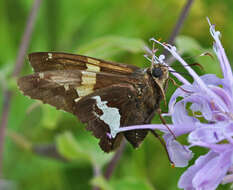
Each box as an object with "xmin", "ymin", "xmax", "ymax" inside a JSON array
[{"xmin": 18, "ymin": 52, "xmax": 169, "ymax": 152}]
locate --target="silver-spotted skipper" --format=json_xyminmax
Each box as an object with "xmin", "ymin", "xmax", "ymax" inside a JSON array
[{"xmin": 18, "ymin": 52, "xmax": 169, "ymax": 152}]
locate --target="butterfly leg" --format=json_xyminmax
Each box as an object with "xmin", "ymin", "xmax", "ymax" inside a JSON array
[
  {"xmin": 145, "ymin": 109, "xmax": 175, "ymax": 165},
  {"xmin": 150, "ymin": 130, "xmax": 174, "ymax": 166},
  {"xmin": 157, "ymin": 108, "xmax": 176, "ymax": 139}
]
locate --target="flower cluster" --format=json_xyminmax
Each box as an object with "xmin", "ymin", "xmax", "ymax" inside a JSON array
[{"xmin": 117, "ymin": 19, "xmax": 233, "ymax": 190}]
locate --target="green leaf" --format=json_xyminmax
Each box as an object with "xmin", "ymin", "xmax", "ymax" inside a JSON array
[
  {"xmin": 56, "ymin": 131, "xmax": 113, "ymax": 167},
  {"xmin": 175, "ymin": 35, "xmax": 203, "ymax": 55},
  {"xmin": 111, "ymin": 177, "xmax": 154, "ymax": 190},
  {"xmin": 77, "ymin": 132, "xmax": 113, "ymax": 167},
  {"xmin": 41, "ymin": 104, "xmax": 63, "ymax": 130},
  {"xmin": 56, "ymin": 131, "xmax": 91, "ymax": 162},
  {"xmin": 91, "ymin": 176, "xmax": 113, "ymax": 190},
  {"xmin": 0, "ymin": 63, "xmax": 14, "ymax": 90},
  {"xmin": 195, "ymin": 51, "xmax": 223, "ymax": 77},
  {"xmin": 176, "ymin": 36, "xmax": 223, "ymax": 77},
  {"xmin": 77, "ymin": 36, "xmax": 145, "ymax": 59}
]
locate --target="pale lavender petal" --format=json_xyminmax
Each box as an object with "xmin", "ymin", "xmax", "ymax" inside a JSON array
[
  {"xmin": 192, "ymin": 150, "xmax": 232, "ymax": 189},
  {"xmin": 208, "ymin": 19, "xmax": 233, "ymax": 80},
  {"xmin": 224, "ymin": 122, "xmax": 233, "ymax": 134},
  {"xmin": 190, "ymin": 102, "xmax": 212, "ymax": 121},
  {"xmin": 163, "ymin": 133, "xmax": 193, "ymax": 167},
  {"xmin": 214, "ymin": 42, "xmax": 233, "ymax": 97},
  {"xmin": 168, "ymin": 123, "xmax": 196, "ymax": 136},
  {"xmin": 210, "ymin": 85, "xmax": 232, "ymax": 113},
  {"xmin": 183, "ymin": 94, "xmax": 214, "ymax": 121},
  {"xmin": 172, "ymin": 101, "xmax": 198, "ymax": 124},
  {"xmin": 199, "ymin": 74, "xmax": 223, "ymax": 86},
  {"xmin": 190, "ymin": 141, "xmax": 233, "ymax": 154},
  {"xmin": 167, "ymin": 84, "xmax": 195, "ymax": 115},
  {"xmin": 166, "ymin": 66, "xmax": 190, "ymax": 85},
  {"xmin": 178, "ymin": 151, "xmax": 218, "ymax": 189},
  {"xmin": 188, "ymin": 122, "xmax": 232, "ymax": 144},
  {"xmin": 171, "ymin": 92, "xmax": 217, "ymax": 124},
  {"xmin": 118, "ymin": 123, "xmax": 195, "ymax": 137},
  {"xmin": 208, "ymin": 19, "xmax": 233, "ymax": 94}
]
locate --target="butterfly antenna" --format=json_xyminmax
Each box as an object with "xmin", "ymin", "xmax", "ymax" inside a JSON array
[
  {"xmin": 168, "ymin": 77, "xmax": 193, "ymax": 93},
  {"xmin": 150, "ymin": 41, "xmax": 156, "ymax": 69},
  {"xmin": 200, "ymin": 52, "xmax": 214, "ymax": 60}
]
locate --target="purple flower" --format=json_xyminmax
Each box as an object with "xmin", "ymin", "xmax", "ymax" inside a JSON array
[
  {"xmin": 116, "ymin": 18, "xmax": 233, "ymax": 189},
  {"xmin": 150, "ymin": 18, "xmax": 233, "ymax": 189}
]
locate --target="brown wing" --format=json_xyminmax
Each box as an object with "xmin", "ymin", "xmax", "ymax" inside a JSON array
[
  {"xmin": 18, "ymin": 69, "xmax": 151, "ymax": 152},
  {"xmin": 75, "ymin": 84, "xmax": 147, "ymax": 152},
  {"xmin": 28, "ymin": 52, "xmax": 139, "ymax": 75},
  {"xmin": 18, "ymin": 69, "xmax": 147, "ymax": 152},
  {"xmin": 18, "ymin": 52, "xmax": 156, "ymax": 152},
  {"xmin": 17, "ymin": 70, "xmax": 139, "ymax": 114}
]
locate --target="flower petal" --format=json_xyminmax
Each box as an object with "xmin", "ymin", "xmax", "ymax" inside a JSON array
[
  {"xmin": 208, "ymin": 19, "xmax": 233, "ymax": 95},
  {"xmin": 210, "ymin": 85, "xmax": 232, "ymax": 113},
  {"xmin": 190, "ymin": 141, "xmax": 233, "ymax": 153},
  {"xmin": 163, "ymin": 133, "xmax": 193, "ymax": 167},
  {"xmin": 199, "ymin": 74, "xmax": 223, "ymax": 86},
  {"xmin": 117, "ymin": 123, "xmax": 195, "ymax": 137},
  {"xmin": 172, "ymin": 101, "xmax": 198, "ymax": 124},
  {"xmin": 189, "ymin": 122, "xmax": 233, "ymax": 144},
  {"xmin": 167, "ymin": 84, "xmax": 195, "ymax": 115},
  {"xmin": 192, "ymin": 150, "xmax": 232, "ymax": 189},
  {"xmin": 178, "ymin": 151, "xmax": 218, "ymax": 189}
]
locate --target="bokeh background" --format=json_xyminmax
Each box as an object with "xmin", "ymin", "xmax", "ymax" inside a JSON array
[{"xmin": 0, "ymin": 0, "xmax": 233, "ymax": 190}]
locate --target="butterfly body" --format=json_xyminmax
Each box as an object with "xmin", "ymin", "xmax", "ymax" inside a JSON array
[{"xmin": 18, "ymin": 52, "xmax": 169, "ymax": 152}]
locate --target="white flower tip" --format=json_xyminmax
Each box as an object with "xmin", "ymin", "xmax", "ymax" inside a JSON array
[
  {"xmin": 171, "ymin": 46, "xmax": 177, "ymax": 51},
  {"xmin": 150, "ymin": 37, "xmax": 155, "ymax": 41},
  {"xmin": 159, "ymin": 54, "xmax": 165, "ymax": 62},
  {"xmin": 216, "ymin": 31, "xmax": 221, "ymax": 38}
]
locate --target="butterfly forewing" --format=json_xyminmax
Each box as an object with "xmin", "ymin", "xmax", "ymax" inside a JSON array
[
  {"xmin": 18, "ymin": 70, "xmax": 82, "ymax": 113},
  {"xmin": 28, "ymin": 52, "xmax": 139, "ymax": 74},
  {"xmin": 18, "ymin": 70, "xmax": 140, "ymax": 112}
]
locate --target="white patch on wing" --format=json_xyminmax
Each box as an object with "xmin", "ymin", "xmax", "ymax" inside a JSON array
[
  {"xmin": 74, "ymin": 71, "xmax": 96, "ymax": 102},
  {"xmin": 86, "ymin": 63, "xmax": 100, "ymax": 72},
  {"xmin": 76, "ymin": 85, "xmax": 94, "ymax": 97},
  {"xmin": 87, "ymin": 58, "xmax": 100, "ymax": 64},
  {"xmin": 39, "ymin": 72, "xmax": 44, "ymax": 79},
  {"xmin": 64, "ymin": 84, "xmax": 69, "ymax": 91},
  {"xmin": 87, "ymin": 58, "xmax": 100, "ymax": 72},
  {"xmin": 48, "ymin": 53, "xmax": 53, "ymax": 59},
  {"xmin": 81, "ymin": 71, "xmax": 96, "ymax": 85},
  {"xmin": 92, "ymin": 96, "xmax": 121, "ymax": 138},
  {"xmin": 74, "ymin": 97, "xmax": 81, "ymax": 102}
]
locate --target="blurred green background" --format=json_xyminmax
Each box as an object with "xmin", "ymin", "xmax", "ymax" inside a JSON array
[{"xmin": 0, "ymin": 0, "xmax": 233, "ymax": 190}]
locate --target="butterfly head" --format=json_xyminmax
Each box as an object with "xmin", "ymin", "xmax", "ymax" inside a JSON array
[{"xmin": 150, "ymin": 64, "xmax": 169, "ymax": 100}]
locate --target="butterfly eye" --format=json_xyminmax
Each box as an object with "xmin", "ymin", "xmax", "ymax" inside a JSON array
[{"xmin": 152, "ymin": 67, "xmax": 163, "ymax": 78}]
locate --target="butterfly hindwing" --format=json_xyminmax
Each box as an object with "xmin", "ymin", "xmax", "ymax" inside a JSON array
[{"xmin": 75, "ymin": 84, "xmax": 150, "ymax": 152}]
